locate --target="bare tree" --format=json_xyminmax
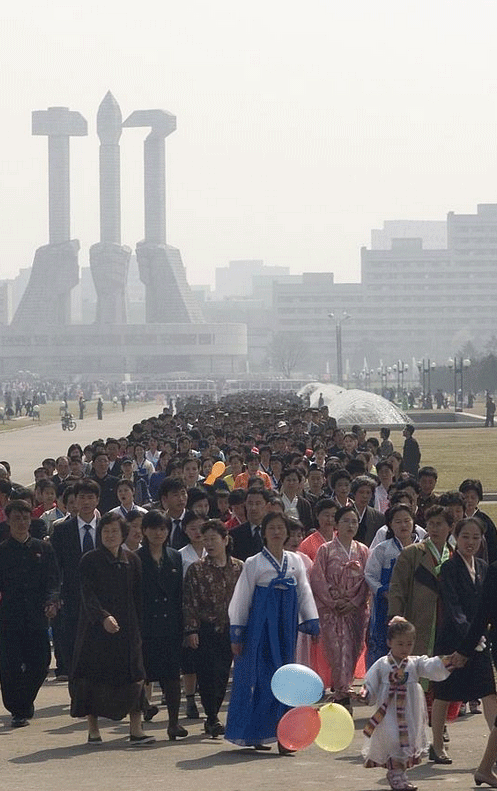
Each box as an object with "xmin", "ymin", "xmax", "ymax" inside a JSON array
[{"xmin": 271, "ymin": 332, "xmax": 308, "ymax": 378}]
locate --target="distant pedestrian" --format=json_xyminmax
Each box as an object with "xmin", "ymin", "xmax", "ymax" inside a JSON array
[
  {"xmin": 97, "ymin": 397, "xmax": 103, "ymax": 420},
  {"xmin": 485, "ymin": 394, "xmax": 495, "ymax": 427},
  {"xmin": 78, "ymin": 396, "xmax": 85, "ymax": 421},
  {"xmin": 402, "ymin": 425, "xmax": 420, "ymax": 478}
]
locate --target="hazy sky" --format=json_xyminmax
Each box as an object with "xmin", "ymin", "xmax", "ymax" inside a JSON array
[{"xmin": 1, "ymin": 0, "xmax": 497, "ymax": 287}]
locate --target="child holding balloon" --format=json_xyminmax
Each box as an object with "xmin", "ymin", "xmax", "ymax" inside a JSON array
[{"xmin": 360, "ymin": 617, "xmax": 452, "ymax": 791}]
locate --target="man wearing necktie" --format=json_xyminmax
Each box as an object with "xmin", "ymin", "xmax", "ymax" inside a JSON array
[
  {"xmin": 158, "ymin": 478, "xmax": 189, "ymax": 550},
  {"xmin": 231, "ymin": 488, "xmax": 270, "ymax": 561},
  {"xmin": 51, "ymin": 480, "xmax": 100, "ymax": 678},
  {"xmin": 253, "ymin": 524, "xmax": 263, "ymax": 552},
  {"xmin": 82, "ymin": 523, "xmax": 95, "ymax": 554}
]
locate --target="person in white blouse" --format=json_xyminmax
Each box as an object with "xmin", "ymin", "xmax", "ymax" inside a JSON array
[
  {"xmin": 145, "ymin": 436, "xmax": 161, "ymax": 468},
  {"xmin": 132, "ymin": 444, "xmax": 155, "ymax": 482},
  {"xmin": 369, "ymin": 492, "xmax": 427, "ymax": 551},
  {"xmin": 179, "ymin": 513, "xmax": 207, "ymax": 575},
  {"xmin": 110, "ymin": 480, "xmax": 147, "ymax": 519},
  {"xmin": 365, "ymin": 504, "xmax": 423, "ymax": 669}
]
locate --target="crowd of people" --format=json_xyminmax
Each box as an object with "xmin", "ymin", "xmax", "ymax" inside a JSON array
[{"xmin": 1, "ymin": 392, "xmax": 497, "ymax": 788}]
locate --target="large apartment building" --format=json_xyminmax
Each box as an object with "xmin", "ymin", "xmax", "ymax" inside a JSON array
[{"xmin": 272, "ymin": 204, "xmax": 497, "ymax": 377}]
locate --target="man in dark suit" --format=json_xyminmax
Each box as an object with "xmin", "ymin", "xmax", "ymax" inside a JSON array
[
  {"xmin": 279, "ymin": 467, "xmax": 314, "ymax": 534},
  {"xmin": 0, "ymin": 499, "xmax": 59, "ymax": 727},
  {"xmin": 303, "ymin": 464, "xmax": 325, "ymax": 508},
  {"xmin": 90, "ymin": 452, "xmax": 119, "ymax": 514},
  {"xmin": 51, "ymin": 478, "xmax": 100, "ymax": 676},
  {"xmin": 231, "ymin": 488, "xmax": 270, "ymax": 561},
  {"xmin": 351, "ymin": 475, "xmax": 386, "ymax": 546},
  {"xmin": 105, "ymin": 438, "xmax": 122, "ymax": 478},
  {"xmin": 158, "ymin": 477, "xmax": 189, "ymax": 550},
  {"xmin": 52, "ymin": 455, "xmax": 71, "ymax": 487}
]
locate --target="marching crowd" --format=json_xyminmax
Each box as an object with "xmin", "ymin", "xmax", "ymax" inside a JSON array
[{"xmin": 1, "ymin": 394, "xmax": 497, "ymax": 789}]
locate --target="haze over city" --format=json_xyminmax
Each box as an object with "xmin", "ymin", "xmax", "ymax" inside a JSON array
[{"xmin": 2, "ymin": 0, "xmax": 497, "ymax": 287}]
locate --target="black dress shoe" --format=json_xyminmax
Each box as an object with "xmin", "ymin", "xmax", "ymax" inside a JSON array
[
  {"xmin": 204, "ymin": 719, "xmax": 225, "ymax": 737},
  {"xmin": 186, "ymin": 701, "xmax": 200, "ymax": 719},
  {"xmin": 129, "ymin": 734, "xmax": 156, "ymax": 746},
  {"xmin": 428, "ymin": 745, "xmax": 452, "ymax": 764},
  {"xmin": 11, "ymin": 716, "xmax": 28, "ymax": 728},
  {"xmin": 277, "ymin": 741, "xmax": 295, "ymax": 756},
  {"xmin": 143, "ymin": 704, "xmax": 159, "ymax": 722},
  {"xmin": 167, "ymin": 724, "xmax": 188, "ymax": 741}
]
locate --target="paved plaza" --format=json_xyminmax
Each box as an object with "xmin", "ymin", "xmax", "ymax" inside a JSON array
[
  {"xmin": 0, "ymin": 676, "xmax": 491, "ymax": 791},
  {"xmin": 0, "ymin": 401, "xmax": 163, "ymax": 485}
]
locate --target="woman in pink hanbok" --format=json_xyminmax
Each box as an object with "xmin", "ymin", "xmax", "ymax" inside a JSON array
[{"xmin": 310, "ymin": 504, "xmax": 370, "ymax": 711}]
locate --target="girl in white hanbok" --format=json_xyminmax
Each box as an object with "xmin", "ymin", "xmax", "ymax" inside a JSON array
[{"xmin": 361, "ymin": 617, "xmax": 451, "ymax": 791}]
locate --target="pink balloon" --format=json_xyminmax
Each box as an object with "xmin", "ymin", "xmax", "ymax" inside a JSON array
[{"xmin": 277, "ymin": 706, "xmax": 321, "ymax": 751}]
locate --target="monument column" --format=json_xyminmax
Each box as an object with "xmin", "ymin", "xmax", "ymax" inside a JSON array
[
  {"xmin": 123, "ymin": 109, "xmax": 203, "ymax": 323},
  {"xmin": 90, "ymin": 91, "xmax": 131, "ymax": 324},
  {"xmin": 11, "ymin": 106, "xmax": 87, "ymax": 327}
]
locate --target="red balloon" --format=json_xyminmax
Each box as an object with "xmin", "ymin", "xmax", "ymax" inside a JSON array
[{"xmin": 277, "ymin": 706, "xmax": 321, "ymax": 751}]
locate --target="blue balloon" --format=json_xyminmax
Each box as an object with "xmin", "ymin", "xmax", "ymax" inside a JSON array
[{"xmin": 271, "ymin": 664, "xmax": 324, "ymax": 707}]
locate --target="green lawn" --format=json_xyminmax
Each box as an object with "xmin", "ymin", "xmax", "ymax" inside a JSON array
[{"xmin": 389, "ymin": 426, "xmax": 497, "ymax": 494}]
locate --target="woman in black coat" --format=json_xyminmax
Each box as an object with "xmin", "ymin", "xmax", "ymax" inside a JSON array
[
  {"xmin": 69, "ymin": 513, "xmax": 153, "ymax": 745},
  {"xmin": 431, "ymin": 517, "xmax": 497, "ymax": 764},
  {"xmin": 136, "ymin": 510, "xmax": 187, "ymax": 740}
]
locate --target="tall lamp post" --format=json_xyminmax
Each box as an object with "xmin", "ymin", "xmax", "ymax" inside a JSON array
[
  {"xmin": 448, "ymin": 357, "xmax": 471, "ymax": 412},
  {"xmin": 377, "ymin": 364, "xmax": 391, "ymax": 395},
  {"xmin": 416, "ymin": 358, "xmax": 436, "ymax": 406},
  {"xmin": 392, "ymin": 360, "xmax": 409, "ymax": 401},
  {"xmin": 361, "ymin": 367, "xmax": 373, "ymax": 391},
  {"xmin": 328, "ymin": 312, "xmax": 350, "ymax": 387}
]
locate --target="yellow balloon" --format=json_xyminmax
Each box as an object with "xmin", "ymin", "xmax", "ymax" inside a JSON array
[{"xmin": 314, "ymin": 702, "xmax": 355, "ymax": 752}]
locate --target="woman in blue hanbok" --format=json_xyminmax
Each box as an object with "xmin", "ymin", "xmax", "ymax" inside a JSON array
[
  {"xmin": 225, "ymin": 511, "xmax": 319, "ymax": 752},
  {"xmin": 365, "ymin": 504, "xmax": 420, "ymax": 669}
]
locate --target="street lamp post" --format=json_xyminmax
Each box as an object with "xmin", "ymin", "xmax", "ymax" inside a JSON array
[
  {"xmin": 363, "ymin": 368, "xmax": 373, "ymax": 391},
  {"xmin": 377, "ymin": 364, "xmax": 391, "ymax": 396},
  {"xmin": 328, "ymin": 312, "xmax": 350, "ymax": 387},
  {"xmin": 448, "ymin": 356, "xmax": 471, "ymax": 412},
  {"xmin": 392, "ymin": 360, "xmax": 409, "ymax": 401},
  {"xmin": 416, "ymin": 358, "xmax": 436, "ymax": 407},
  {"xmin": 356, "ymin": 368, "xmax": 373, "ymax": 391}
]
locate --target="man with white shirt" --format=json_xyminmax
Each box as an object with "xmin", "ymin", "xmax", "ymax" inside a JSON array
[
  {"xmin": 105, "ymin": 438, "xmax": 122, "ymax": 478},
  {"xmin": 158, "ymin": 477, "xmax": 189, "ymax": 549},
  {"xmin": 51, "ymin": 479, "xmax": 101, "ymax": 678},
  {"xmin": 231, "ymin": 488, "xmax": 270, "ymax": 561},
  {"xmin": 350, "ymin": 475, "xmax": 385, "ymax": 547},
  {"xmin": 145, "ymin": 435, "xmax": 161, "ymax": 468},
  {"xmin": 374, "ymin": 460, "xmax": 394, "ymax": 513},
  {"xmin": 279, "ymin": 468, "xmax": 313, "ymax": 534},
  {"xmin": 52, "ymin": 456, "xmax": 71, "ymax": 487}
]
